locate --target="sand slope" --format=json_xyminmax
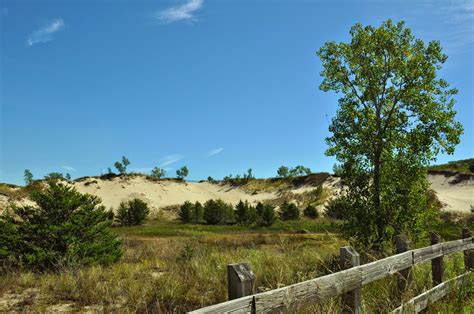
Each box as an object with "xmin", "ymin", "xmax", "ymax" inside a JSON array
[
  {"xmin": 428, "ymin": 174, "xmax": 473, "ymax": 213},
  {"xmin": 73, "ymin": 177, "xmax": 277, "ymax": 212}
]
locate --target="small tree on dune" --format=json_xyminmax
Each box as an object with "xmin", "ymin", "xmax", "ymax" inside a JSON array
[
  {"xmin": 176, "ymin": 166, "xmax": 189, "ymax": 180},
  {"xmin": 150, "ymin": 167, "xmax": 166, "ymax": 180},
  {"xmin": 23, "ymin": 169, "xmax": 33, "ymax": 185}
]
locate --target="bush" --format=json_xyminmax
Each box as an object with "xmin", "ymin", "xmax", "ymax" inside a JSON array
[
  {"xmin": 179, "ymin": 201, "xmax": 194, "ymax": 223},
  {"xmin": 191, "ymin": 201, "xmax": 203, "ymax": 223},
  {"xmin": 469, "ymin": 163, "xmax": 474, "ymax": 173},
  {"xmin": 150, "ymin": 167, "xmax": 166, "ymax": 180},
  {"xmin": 235, "ymin": 200, "xmax": 256, "ymax": 225},
  {"xmin": 280, "ymin": 201, "xmax": 300, "ymax": 220},
  {"xmin": 44, "ymin": 172, "xmax": 65, "ymax": 181},
  {"xmin": 115, "ymin": 198, "xmax": 150, "ymax": 226},
  {"xmin": 325, "ymin": 197, "xmax": 349, "ymax": 220},
  {"xmin": 258, "ymin": 203, "xmax": 276, "ymax": 227},
  {"xmin": 203, "ymin": 199, "xmax": 234, "ymax": 225},
  {"xmin": 24, "ymin": 169, "xmax": 33, "ymax": 185},
  {"xmin": 0, "ymin": 181, "xmax": 122, "ymax": 270},
  {"xmin": 114, "ymin": 156, "xmax": 130, "ymax": 175},
  {"xmin": 176, "ymin": 166, "xmax": 189, "ymax": 180},
  {"xmin": 303, "ymin": 205, "xmax": 319, "ymax": 219}
]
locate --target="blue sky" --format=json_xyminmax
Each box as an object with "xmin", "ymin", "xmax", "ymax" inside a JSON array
[{"xmin": 1, "ymin": 0, "xmax": 473, "ymax": 185}]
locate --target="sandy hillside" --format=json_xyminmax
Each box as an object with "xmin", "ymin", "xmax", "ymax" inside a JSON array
[
  {"xmin": 73, "ymin": 176, "xmax": 278, "ymax": 213},
  {"xmin": 428, "ymin": 174, "xmax": 474, "ymax": 213},
  {"xmin": 1, "ymin": 173, "xmax": 472, "ymax": 214}
]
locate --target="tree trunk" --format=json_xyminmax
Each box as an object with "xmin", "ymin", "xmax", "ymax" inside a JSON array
[{"xmin": 373, "ymin": 147, "xmax": 383, "ymax": 246}]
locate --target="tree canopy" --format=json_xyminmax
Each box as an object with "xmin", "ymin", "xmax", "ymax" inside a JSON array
[{"xmin": 318, "ymin": 20, "xmax": 463, "ymax": 248}]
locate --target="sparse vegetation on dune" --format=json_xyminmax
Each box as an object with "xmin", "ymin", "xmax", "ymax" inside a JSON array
[{"xmin": 428, "ymin": 158, "xmax": 474, "ymax": 175}]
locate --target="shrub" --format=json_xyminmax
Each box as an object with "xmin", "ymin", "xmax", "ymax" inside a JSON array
[
  {"xmin": 469, "ymin": 163, "xmax": 474, "ymax": 173},
  {"xmin": 179, "ymin": 201, "xmax": 194, "ymax": 223},
  {"xmin": 325, "ymin": 197, "xmax": 349, "ymax": 220},
  {"xmin": 44, "ymin": 172, "xmax": 65, "ymax": 181},
  {"xmin": 303, "ymin": 205, "xmax": 319, "ymax": 219},
  {"xmin": 24, "ymin": 169, "xmax": 33, "ymax": 185},
  {"xmin": 114, "ymin": 156, "xmax": 130, "ymax": 175},
  {"xmin": 207, "ymin": 176, "xmax": 215, "ymax": 182},
  {"xmin": 176, "ymin": 166, "xmax": 189, "ymax": 180},
  {"xmin": 203, "ymin": 199, "xmax": 234, "ymax": 225},
  {"xmin": 0, "ymin": 181, "xmax": 122, "ymax": 270},
  {"xmin": 235, "ymin": 200, "xmax": 256, "ymax": 225},
  {"xmin": 150, "ymin": 167, "xmax": 166, "ymax": 180},
  {"xmin": 277, "ymin": 166, "xmax": 290, "ymax": 178},
  {"xmin": 191, "ymin": 201, "xmax": 203, "ymax": 223},
  {"xmin": 115, "ymin": 198, "xmax": 150, "ymax": 226},
  {"xmin": 280, "ymin": 201, "xmax": 300, "ymax": 220},
  {"xmin": 258, "ymin": 203, "xmax": 276, "ymax": 227}
]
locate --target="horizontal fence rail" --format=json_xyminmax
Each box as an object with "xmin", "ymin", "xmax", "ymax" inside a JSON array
[{"xmin": 190, "ymin": 229, "xmax": 473, "ymax": 313}]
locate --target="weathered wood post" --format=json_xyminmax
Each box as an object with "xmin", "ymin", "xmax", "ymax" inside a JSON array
[
  {"xmin": 340, "ymin": 246, "xmax": 361, "ymax": 314},
  {"xmin": 462, "ymin": 227, "xmax": 474, "ymax": 270},
  {"xmin": 429, "ymin": 232, "xmax": 444, "ymax": 285},
  {"xmin": 395, "ymin": 235, "xmax": 411, "ymax": 295},
  {"xmin": 227, "ymin": 263, "xmax": 255, "ymax": 300}
]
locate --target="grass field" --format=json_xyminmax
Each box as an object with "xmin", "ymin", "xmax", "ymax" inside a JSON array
[{"xmin": 1, "ymin": 216, "xmax": 472, "ymax": 313}]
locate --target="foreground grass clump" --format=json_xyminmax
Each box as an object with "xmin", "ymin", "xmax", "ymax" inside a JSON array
[
  {"xmin": 0, "ymin": 228, "xmax": 345, "ymax": 312},
  {"xmin": 0, "ymin": 216, "xmax": 472, "ymax": 312},
  {"xmin": 0, "ymin": 181, "xmax": 122, "ymax": 270}
]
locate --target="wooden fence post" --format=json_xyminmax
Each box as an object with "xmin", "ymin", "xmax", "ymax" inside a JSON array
[
  {"xmin": 462, "ymin": 227, "xmax": 473, "ymax": 270},
  {"xmin": 395, "ymin": 235, "xmax": 411, "ymax": 295},
  {"xmin": 429, "ymin": 232, "xmax": 444, "ymax": 285},
  {"xmin": 340, "ymin": 246, "xmax": 361, "ymax": 314},
  {"xmin": 227, "ymin": 263, "xmax": 255, "ymax": 300}
]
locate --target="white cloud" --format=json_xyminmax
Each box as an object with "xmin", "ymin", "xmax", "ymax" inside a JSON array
[
  {"xmin": 207, "ymin": 147, "xmax": 224, "ymax": 157},
  {"xmin": 156, "ymin": 0, "xmax": 203, "ymax": 23},
  {"xmin": 159, "ymin": 154, "xmax": 184, "ymax": 167},
  {"xmin": 27, "ymin": 19, "xmax": 65, "ymax": 46},
  {"xmin": 61, "ymin": 165, "xmax": 76, "ymax": 172}
]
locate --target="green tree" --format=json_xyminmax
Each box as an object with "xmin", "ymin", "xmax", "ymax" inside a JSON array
[
  {"xmin": 179, "ymin": 201, "xmax": 194, "ymax": 223},
  {"xmin": 44, "ymin": 172, "xmax": 65, "ymax": 181},
  {"xmin": 192, "ymin": 201, "xmax": 203, "ymax": 223},
  {"xmin": 114, "ymin": 156, "xmax": 130, "ymax": 175},
  {"xmin": 304, "ymin": 204, "xmax": 319, "ymax": 219},
  {"xmin": 0, "ymin": 181, "xmax": 122, "ymax": 270},
  {"xmin": 318, "ymin": 20, "xmax": 463, "ymax": 247},
  {"xmin": 65, "ymin": 173, "xmax": 71, "ymax": 181},
  {"xmin": 115, "ymin": 198, "xmax": 149, "ymax": 226},
  {"xmin": 277, "ymin": 166, "xmax": 289, "ymax": 178},
  {"xmin": 235, "ymin": 200, "xmax": 256, "ymax": 225},
  {"xmin": 259, "ymin": 203, "xmax": 276, "ymax": 227},
  {"xmin": 150, "ymin": 167, "xmax": 166, "ymax": 180},
  {"xmin": 289, "ymin": 166, "xmax": 312, "ymax": 177},
  {"xmin": 176, "ymin": 166, "xmax": 189, "ymax": 180},
  {"xmin": 24, "ymin": 169, "xmax": 33, "ymax": 185},
  {"xmin": 203, "ymin": 199, "xmax": 234, "ymax": 225},
  {"xmin": 279, "ymin": 201, "xmax": 300, "ymax": 220}
]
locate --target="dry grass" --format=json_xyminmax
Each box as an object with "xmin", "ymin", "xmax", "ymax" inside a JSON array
[{"xmin": 0, "ymin": 221, "xmax": 472, "ymax": 313}]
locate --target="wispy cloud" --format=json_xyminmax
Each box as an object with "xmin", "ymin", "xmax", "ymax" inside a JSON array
[
  {"xmin": 159, "ymin": 154, "xmax": 184, "ymax": 167},
  {"xmin": 156, "ymin": 0, "xmax": 203, "ymax": 24},
  {"xmin": 27, "ymin": 18, "xmax": 65, "ymax": 46},
  {"xmin": 61, "ymin": 165, "xmax": 76, "ymax": 172},
  {"xmin": 207, "ymin": 147, "xmax": 224, "ymax": 157}
]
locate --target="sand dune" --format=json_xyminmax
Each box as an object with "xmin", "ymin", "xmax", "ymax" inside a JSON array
[
  {"xmin": 428, "ymin": 174, "xmax": 473, "ymax": 213},
  {"xmin": 1, "ymin": 173, "xmax": 472, "ymax": 214},
  {"xmin": 73, "ymin": 176, "xmax": 277, "ymax": 212}
]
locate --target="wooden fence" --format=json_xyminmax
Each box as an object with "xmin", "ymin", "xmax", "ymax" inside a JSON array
[{"xmin": 189, "ymin": 228, "xmax": 473, "ymax": 313}]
